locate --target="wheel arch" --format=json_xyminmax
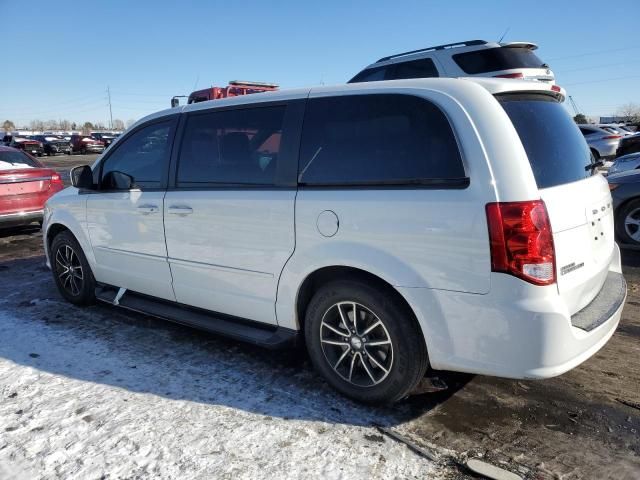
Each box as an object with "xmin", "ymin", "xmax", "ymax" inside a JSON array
[{"xmin": 293, "ymin": 265, "xmax": 427, "ymax": 351}]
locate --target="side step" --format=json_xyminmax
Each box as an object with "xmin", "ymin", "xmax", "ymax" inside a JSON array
[{"xmin": 95, "ymin": 286, "xmax": 299, "ymax": 349}]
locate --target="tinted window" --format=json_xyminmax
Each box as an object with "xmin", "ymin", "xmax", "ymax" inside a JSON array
[
  {"xmin": 453, "ymin": 47, "xmax": 544, "ymax": 74},
  {"xmin": 348, "ymin": 66, "xmax": 387, "ymax": 83},
  {"xmin": 499, "ymin": 94, "xmax": 590, "ymax": 189},
  {"xmin": 298, "ymin": 94, "xmax": 465, "ymax": 185},
  {"xmin": 177, "ymin": 106, "xmax": 286, "ymax": 186},
  {"xmin": 387, "ymin": 58, "xmax": 439, "ymax": 79},
  {"xmin": 0, "ymin": 150, "xmax": 41, "ymax": 169},
  {"xmin": 100, "ymin": 121, "xmax": 173, "ymax": 189}
]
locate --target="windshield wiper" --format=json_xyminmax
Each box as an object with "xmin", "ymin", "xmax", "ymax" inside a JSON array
[{"xmin": 585, "ymin": 160, "xmax": 604, "ymax": 171}]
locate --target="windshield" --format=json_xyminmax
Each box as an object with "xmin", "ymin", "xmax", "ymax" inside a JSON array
[
  {"xmin": 453, "ymin": 47, "xmax": 545, "ymax": 74},
  {"xmin": 498, "ymin": 94, "xmax": 591, "ymax": 189},
  {"xmin": 0, "ymin": 150, "xmax": 40, "ymax": 170}
]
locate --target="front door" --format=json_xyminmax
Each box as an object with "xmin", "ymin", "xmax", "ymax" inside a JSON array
[
  {"xmin": 87, "ymin": 118, "xmax": 177, "ymax": 300},
  {"xmin": 164, "ymin": 102, "xmax": 301, "ymax": 325}
]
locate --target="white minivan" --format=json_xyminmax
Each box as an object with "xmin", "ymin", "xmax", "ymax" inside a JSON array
[{"xmin": 43, "ymin": 78, "xmax": 626, "ymax": 404}]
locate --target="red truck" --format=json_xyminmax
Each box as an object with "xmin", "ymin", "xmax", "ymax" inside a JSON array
[{"xmin": 171, "ymin": 80, "xmax": 278, "ymax": 107}]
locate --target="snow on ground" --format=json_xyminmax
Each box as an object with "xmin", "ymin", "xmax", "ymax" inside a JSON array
[{"xmin": 0, "ymin": 266, "xmax": 449, "ymax": 479}]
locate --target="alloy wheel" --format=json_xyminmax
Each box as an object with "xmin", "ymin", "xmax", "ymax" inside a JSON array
[
  {"xmin": 624, "ymin": 207, "xmax": 640, "ymax": 243},
  {"xmin": 320, "ymin": 301, "xmax": 393, "ymax": 387},
  {"xmin": 55, "ymin": 244, "xmax": 84, "ymax": 296}
]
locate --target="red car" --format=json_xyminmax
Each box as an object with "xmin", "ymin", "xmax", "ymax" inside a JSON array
[
  {"xmin": 2, "ymin": 135, "xmax": 44, "ymax": 156},
  {"xmin": 0, "ymin": 146, "xmax": 64, "ymax": 227},
  {"xmin": 69, "ymin": 135, "xmax": 105, "ymax": 154}
]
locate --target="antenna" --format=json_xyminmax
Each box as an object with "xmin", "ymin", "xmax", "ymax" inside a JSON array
[
  {"xmin": 192, "ymin": 74, "xmax": 200, "ymax": 92},
  {"xmin": 498, "ymin": 27, "xmax": 510, "ymax": 43}
]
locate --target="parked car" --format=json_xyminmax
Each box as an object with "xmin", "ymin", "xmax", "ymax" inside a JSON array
[
  {"xmin": 2, "ymin": 135, "xmax": 44, "ymax": 156},
  {"xmin": 578, "ymin": 125, "xmax": 622, "ymax": 161},
  {"xmin": 607, "ymin": 152, "xmax": 640, "ymax": 175},
  {"xmin": 69, "ymin": 135, "xmax": 105, "ymax": 154},
  {"xmin": 349, "ymin": 40, "xmax": 554, "ymax": 84},
  {"xmin": 43, "ymin": 78, "xmax": 624, "ymax": 404},
  {"xmin": 607, "ymin": 169, "xmax": 640, "ymax": 245},
  {"xmin": 598, "ymin": 125, "xmax": 633, "ymax": 136},
  {"xmin": 91, "ymin": 132, "xmax": 118, "ymax": 149},
  {"xmin": 616, "ymin": 132, "xmax": 640, "ymax": 158},
  {"xmin": 0, "ymin": 146, "xmax": 64, "ymax": 227},
  {"xmin": 30, "ymin": 135, "xmax": 72, "ymax": 156}
]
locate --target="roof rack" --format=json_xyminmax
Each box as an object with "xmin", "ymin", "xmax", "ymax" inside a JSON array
[{"xmin": 375, "ymin": 40, "xmax": 488, "ymax": 63}]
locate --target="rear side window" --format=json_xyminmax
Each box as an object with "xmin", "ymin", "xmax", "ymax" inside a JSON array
[
  {"xmin": 387, "ymin": 58, "xmax": 439, "ymax": 80},
  {"xmin": 453, "ymin": 47, "xmax": 544, "ymax": 74},
  {"xmin": 349, "ymin": 58, "xmax": 439, "ymax": 83},
  {"xmin": 177, "ymin": 106, "xmax": 286, "ymax": 186},
  {"xmin": 498, "ymin": 94, "xmax": 590, "ymax": 189},
  {"xmin": 298, "ymin": 94, "xmax": 466, "ymax": 186}
]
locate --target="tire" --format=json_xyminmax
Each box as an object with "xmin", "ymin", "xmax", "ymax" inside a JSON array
[
  {"xmin": 50, "ymin": 231, "xmax": 96, "ymax": 306},
  {"xmin": 616, "ymin": 198, "xmax": 640, "ymax": 245},
  {"xmin": 304, "ymin": 278, "xmax": 428, "ymax": 404}
]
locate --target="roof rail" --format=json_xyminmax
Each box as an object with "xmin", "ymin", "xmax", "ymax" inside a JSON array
[{"xmin": 375, "ymin": 40, "xmax": 488, "ymax": 63}]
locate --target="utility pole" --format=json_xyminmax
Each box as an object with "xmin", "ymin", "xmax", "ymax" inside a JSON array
[{"xmin": 107, "ymin": 86, "xmax": 113, "ymax": 130}]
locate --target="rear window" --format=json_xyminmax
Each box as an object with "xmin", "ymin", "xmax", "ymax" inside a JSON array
[
  {"xmin": 453, "ymin": 47, "xmax": 544, "ymax": 74},
  {"xmin": 0, "ymin": 150, "xmax": 41, "ymax": 169},
  {"xmin": 498, "ymin": 94, "xmax": 590, "ymax": 189}
]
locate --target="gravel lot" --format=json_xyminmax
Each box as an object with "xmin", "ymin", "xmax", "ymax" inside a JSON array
[{"xmin": 0, "ymin": 155, "xmax": 638, "ymax": 479}]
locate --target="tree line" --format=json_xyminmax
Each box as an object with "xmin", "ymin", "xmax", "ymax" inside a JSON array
[{"xmin": 2, "ymin": 118, "xmax": 136, "ymax": 134}]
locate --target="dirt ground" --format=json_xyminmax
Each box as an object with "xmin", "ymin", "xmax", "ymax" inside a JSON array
[{"xmin": 0, "ymin": 155, "xmax": 638, "ymax": 479}]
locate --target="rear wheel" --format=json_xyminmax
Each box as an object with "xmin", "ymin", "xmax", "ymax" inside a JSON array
[
  {"xmin": 50, "ymin": 231, "xmax": 96, "ymax": 305},
  {"xmin": 617, "ymin": 198, "xmax": 640, "ymax": 245},
  {"xmin": 304, "ymin": 279, "xmax": 428, "ymax": 404}
]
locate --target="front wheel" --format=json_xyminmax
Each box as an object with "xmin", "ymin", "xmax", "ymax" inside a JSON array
[
  {"xmin": 50, "ymin": 231, "xmax": 96, "ymax": 305},
  {"xmin": 305, "ymin": 279, "xmax": 428, "ymax": 404}
]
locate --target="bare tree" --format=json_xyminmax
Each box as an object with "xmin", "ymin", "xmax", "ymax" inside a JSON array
[
  {"xmin": 617, "ymin": 102, "xmax": 640, "ymax": 123},
  {"xmin": 125, "ymin": 118, "xmax": 137, "ymax": 129},
  {"xmin": 44, "ymin": 119, "xmax": 59, "ymax": 131},
  {"xmin": 112, "ymin": 119, "xmax": 125, "ymax": 130},
  {"xmin": 2, "ymin": 120, "xmax": 15, "ymax": 132},
  {"xmin": 59, "ymin": 119, "xmax": 72, "ymax": 131},
  {"xmin": 29, "ymin": 119, "xmax": 45, "ymax": 132}
]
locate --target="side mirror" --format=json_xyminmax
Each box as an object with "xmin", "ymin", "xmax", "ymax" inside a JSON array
[
  {"xmin": 103, "ymin": 170, "xmax": 136, "ymax": 190},
  {"xmin": 70, "ymin": 165, "xmax": 94, "ymax": 189},
  {"xmin": 171, "ymin": 97, "xmax": 180, "ymax": 108}
]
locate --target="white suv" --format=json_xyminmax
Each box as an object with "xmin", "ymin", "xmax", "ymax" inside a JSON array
[
  {"xmin": 43, "ymin": 78, "xmax": 625, "ymax": 404},
  {"xmin": 349, "ymin": 40, "xmax": 555, "ymax": 84}
]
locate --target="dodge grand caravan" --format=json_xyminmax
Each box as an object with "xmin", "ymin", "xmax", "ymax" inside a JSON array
[{"xmin": 43, "ymin": 78, "xmax": 626, "ymax": 404}]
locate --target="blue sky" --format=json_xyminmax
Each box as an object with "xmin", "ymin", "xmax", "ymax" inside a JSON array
[{"xmin": 1, "ymin": 0, "xmax": 638, "ymax": 127}]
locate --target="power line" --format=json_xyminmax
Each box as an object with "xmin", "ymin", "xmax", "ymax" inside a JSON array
[
  {"xmin": 555, "ymin": 60, "xmax": 640, "ymax": 73},
  {"xmin": 547, "ymin": 46, "xmax": 640, "ymax": 61},
  {"xmin": 563, "ymin": 74, "xmax": 640, "ymax": 86}
]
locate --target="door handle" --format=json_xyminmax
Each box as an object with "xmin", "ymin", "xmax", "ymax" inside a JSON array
[
  {"xmin": 137, "ymin": 204, "xmax": 159, "ymax": 214},
  {"xmin": 168, "ymin": 205, "xmax": 193, "ymax": 216}
]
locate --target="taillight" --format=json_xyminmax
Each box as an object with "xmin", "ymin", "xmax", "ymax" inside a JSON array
[
  {"xmin": 493, "ymin": 72, "xmax": 524, "ymax": 79},
  {"xmin": 602, "ymin": 135, "xmax": 622, "ymax": 140},
  {"xmin": 551, "ymin": 85, "xmax": 562, "ymax": 92},
  {"xmin": 50, "ymin": 173, "xmax": 63, "ymax": 187},
  {"xmin": 486, "ymin": 200, "xmax": 556, "ymax": 286}
]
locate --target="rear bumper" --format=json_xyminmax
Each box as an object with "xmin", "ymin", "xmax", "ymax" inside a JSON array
[
  {"xmin": 0, "ymin": 209, "xmax": 43, "ymax": 227},
  {"xmin": 399, "ymin": 244, "xmax": 625, "ymax": 379}
]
